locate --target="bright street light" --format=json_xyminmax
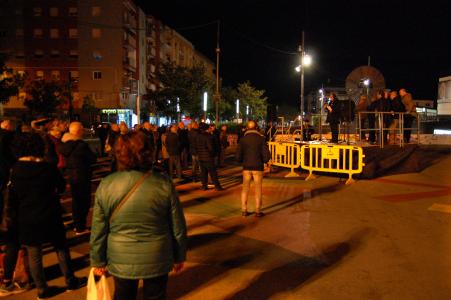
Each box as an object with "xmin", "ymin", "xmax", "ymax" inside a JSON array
[
  {"xmin": 302, "ymin": 54, "xmax": 312, "ymax": 66},
  {"xmin": 203, "ymin": 92, "xmax": 208, "ymax": 120},
  {"xmin": 363, "ymin": 78, "xmax": 370, "ymax": 86},
  {"xmin": 236, "ymin": 99, "xmax": 239, "ymax": 114}
]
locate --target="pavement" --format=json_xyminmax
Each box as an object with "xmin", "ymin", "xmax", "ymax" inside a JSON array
[{"xmin": 4, "ymin": 147, "xmax": 451, "ymax": 299}]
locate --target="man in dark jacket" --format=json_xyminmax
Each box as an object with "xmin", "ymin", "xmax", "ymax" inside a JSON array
[
  {"xmin": 140, "ymin": 122, "xmax": 155, "ymax": 163},
  {"xmin": 59, "ymin": 122, "xmax": 97, "ymax": 234},
  {"xmin": 195, "ymin": 123, "xmax": 223, "ymax": 191},
  {"xmin": 166, "ymin": 124, "xmax": 182, "ymax": 180},
  {"xmin": 188, "ymin": 121, "xmax": 200, "ymax": 181},
  {"xmin": 235, "ymin": 120, "xmax": 270, "ymax": 217}
]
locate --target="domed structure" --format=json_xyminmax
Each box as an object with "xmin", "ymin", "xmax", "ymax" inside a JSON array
[{"xmin": 345, "ymin": 66, "xmax": 385, "ymax": 103}]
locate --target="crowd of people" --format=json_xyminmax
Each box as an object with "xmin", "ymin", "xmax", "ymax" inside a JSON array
[
  {"xmin": 326, "ymin": 87, "xmax": 417, "ymax": 145},
  {"xmin": 0, "ymin": 116, "xmax": 270, "ymax": 299}
]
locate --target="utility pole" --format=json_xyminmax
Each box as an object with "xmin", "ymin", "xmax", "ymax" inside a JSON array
[{"xmin": 214, "ymin": 20, "xmax": 221, "ymax": 125}]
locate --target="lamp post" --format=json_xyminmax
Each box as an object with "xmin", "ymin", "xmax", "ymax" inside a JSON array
[
  {"xmin": 203, "ymin": 92, "xmax": 208, "ymax": 121},
  {"xmin": 296, "ymin": 31, "xmax": 311, "ymax": 141},
  {"xmin": 236, "ymin": 99, "xmax": 240, "ymax": 121},
  {"xmin": 214, "ymin": 20, "xmax": 221, "ymax": 125},
  {"xmin": 129, "ymin": 77, "xmax": 141, "ymax": 125},
  {"xmin": 319, "ymin": 88, "xmax": 324, "ymax": 141}
]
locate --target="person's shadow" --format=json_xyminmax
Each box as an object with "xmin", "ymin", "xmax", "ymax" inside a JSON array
[{"xmin": 166, "ymin": 227, "xmax": 370, "ymax": 299}]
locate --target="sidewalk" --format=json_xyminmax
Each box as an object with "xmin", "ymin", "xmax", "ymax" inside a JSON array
[{"xmin": 7, "ymin": 153, "xmax": 451, "ymax": 299}]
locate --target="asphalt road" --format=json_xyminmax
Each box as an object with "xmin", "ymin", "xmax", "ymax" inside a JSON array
[{"xmin": 5, "ymin": 149, "xmax": 451, "ymax": 300}]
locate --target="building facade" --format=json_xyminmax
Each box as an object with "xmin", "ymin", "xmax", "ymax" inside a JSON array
[{"xmin": 0, "ymin": 0, "xmax": 215, "ymax": 124}]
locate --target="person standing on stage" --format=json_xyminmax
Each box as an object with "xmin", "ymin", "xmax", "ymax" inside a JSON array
[
  {"xmin": 399, "ymin": 88, "xmax": 417, "ymax": 143},
  {"xmin": 325, "ymin": 92, "xmax": 341, "ymax": 143}
]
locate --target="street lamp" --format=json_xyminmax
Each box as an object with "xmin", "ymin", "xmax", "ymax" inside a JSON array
[
  {"xmin": 246, "ymin": 105, "xmax": 249, "ymax": 120},
  {"xmin": 203, "ymin": 92, "xmax": 208, "ymax": 121},
  {"xmin": 129, "ymin": 77, "xmax": 141, "ymax": 125},
  {"xmin": 236, "ymin": 99, "xmax": 240, "ymax": 121},
  {"xmin": 297, "ymin": 31, "xmax": 312, "ymax": 141},
  {"xmin": 319, "ymin": 88, "xmax": 324, "ymax": 141}
]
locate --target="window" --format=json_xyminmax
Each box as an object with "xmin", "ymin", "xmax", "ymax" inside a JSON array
[
  {"xmin": 69, "ymin": 50, "xmax": 78, "ymax": 58},
  {"xmin": 69, "ymin": 70, "xmax": 79, "ymax": 80},
  {"xmin": 50, "ymin": 28, "xmax": 59, "ymax": 39},
  {"xmin": 35, "ymin": 70, "xmax": 44, "ymax": 79},
  {"xmin": 93, "ymin": 51, "xmax": 102, "ymax": 61},
  {"xmin": 69, "ymin": 28, "xmax": 78, "ymax": 38},
  {"xmin": 49, "ymin": 7, "xmax": 58, "ymax": 17},
  {"xmin": 92, "ymin": 6, "xmax": 101, "ymax": 16},
  {"xmin": 51, "ymin": 70, "xmax": 60, "ymax": 81},
  {"xmin": 50, "ymin": 50, "xmax": 60, "ymax": 57},
  {"xmin": 68, "ymin": 7, "xmax": 78, "ymax": 17},
  {"xmin": 16, "ymin": 29, "xmax": 24, "ymax": 37},
  {"xmin": 92, "ymin": 71, "xmax": 102, "ymax": 80},
  {"xmin": 34, "ymin": 49, "xmax": 44, "ymax": 58},
  {"xmin": 33, "ymin": 7, "xmax": 42, "ymax": 17},
  {"xmin": 91, "ymin": 28, "xmax": 101, "ymax": 38},
  {"xmin": 33, "ymin": 28, "xmax": 43, "ymax": 38}
]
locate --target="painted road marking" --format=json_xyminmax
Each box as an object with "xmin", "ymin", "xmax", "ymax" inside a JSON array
[
  {"xmin": 372, "ymin": 179, "xmax": 451, "ymax": 202},
  {"xmin": 428, "ymin": 203, "xmax": 451, "ymax": 214}
]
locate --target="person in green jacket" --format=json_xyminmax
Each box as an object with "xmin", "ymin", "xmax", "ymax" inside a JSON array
[{"xmin": 90, "ymin": 131, "xmax": 187, "ymax": 300}]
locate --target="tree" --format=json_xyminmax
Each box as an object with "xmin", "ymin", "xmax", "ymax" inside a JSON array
[
  {"xmin": 0, "ymin": 54, "xmax": 25, "ymax": 104},
  {"xmin": 236, "ymin": 81, "xmax": 268, "ymax": 120},
  {"xmin": 24, "ymin": 80, "xmax": 64, "ymax": 117},
  {"xmin": 146, "ymin": 62, "xmax": 213, "ymax": 120},
  {"xmin": 219, "ymin": 86, "xmax": 238, "ymax": 120}
]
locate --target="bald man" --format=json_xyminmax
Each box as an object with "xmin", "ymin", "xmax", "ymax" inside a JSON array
[
  {"xmin": 235, "ymin": 121, "xmax": 270, "ymax": 217},
  {"xmin": 59, "ymin": 122, "xmax": 97, "ymax": 234}
]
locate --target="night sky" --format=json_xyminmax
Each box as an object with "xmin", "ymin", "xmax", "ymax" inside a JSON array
[{"xmin": 137, "ymin": 0, "xmax": 451, "ymax": 106}]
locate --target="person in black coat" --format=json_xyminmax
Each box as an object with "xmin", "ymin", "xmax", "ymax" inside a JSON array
[
  {"xmin": 235, "ymin": 120, "xmax": 270, "ymax": 217},
  {"xmin": 195, "ymin": 123, "xmax": 223, "ymax": 191},
  {"xmin": 166, "ymin": 124, "xmax": 182, "ymax": 180},
  {"xmin": 188, "ymin": 121, "xmax": 200, "ymax": 181},
  {"xmin": 7, "ymin": 132, "xmax": 86, "ymax": 299},
  {"xmin": 325, "ymin": 93, "xmax": 341, "ymax": 143},
  {"xmin": 59, "ymin": 122, "xmax": 97, "ymax": 234}
]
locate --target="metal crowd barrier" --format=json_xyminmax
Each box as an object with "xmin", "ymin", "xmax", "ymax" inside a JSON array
[
  {"xmin": 300, "ymin": 144, "xmax": 365, "ymax": 185},
  {"xmin": 268, "ymin": 141, "xmax": 302, "ymax": 177}
]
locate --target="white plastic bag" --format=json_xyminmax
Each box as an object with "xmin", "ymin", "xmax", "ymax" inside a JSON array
[{"xmin": 87, "ymin": 268, "xmax": 112, "ymax": 300}]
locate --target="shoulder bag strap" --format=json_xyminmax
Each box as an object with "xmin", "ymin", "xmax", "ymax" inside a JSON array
[{"xmin": 109, "ymin": 171, "xmax": 151, "ymax": 224}]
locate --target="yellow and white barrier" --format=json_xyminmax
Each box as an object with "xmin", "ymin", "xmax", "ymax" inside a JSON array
[
  {"xmin": 300, "ymin": 144, "xmax": 365, "ymax": 185},
  {"xmin": 268, "ymin": 142, "xmax": 302, "ymax": 177}
]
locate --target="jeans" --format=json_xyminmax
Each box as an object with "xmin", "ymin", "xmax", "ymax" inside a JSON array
[
  {"xmin": 191, "ymin": 155, "xmax": 199, "ymax": 178},
  {"xmin": 25, "ymin": 242, "xmax": 74, "ymax": 292},
  {"xmin": 199, "ymin": 160, "xmax": 221, "ymax": 188},
  {"xmin": 168, "ymin": 155, "xmax": 182, "ymax": 179},
  {"xmin": 241, "ymin": 170, "xmax": 263, "ymax": 213},
  {"xmin": 70, "ymin": 179, "xmax": 92, "ymax": 231},
  {"xmin": 403, "ymin": 114, "xmax": 415, "ymax": 143},
  {"xmin": 113, "ymin": 275, "xmax": 168, "ymax": 300},
  {"xmin": 389, "ymin": 119, "xmax": 399, "ymax": 144},
  {"xmin": 2, "ymin": 241, "xmax": 20, "ymax": 281},
  {"xmin": 330, "ymin": 122, "xmax": 339, "ymax": 143}
]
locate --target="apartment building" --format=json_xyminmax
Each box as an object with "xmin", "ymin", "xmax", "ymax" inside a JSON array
[{"xmin": 0, "ymin": 0, "xmax": 215, "ymax": 123}]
